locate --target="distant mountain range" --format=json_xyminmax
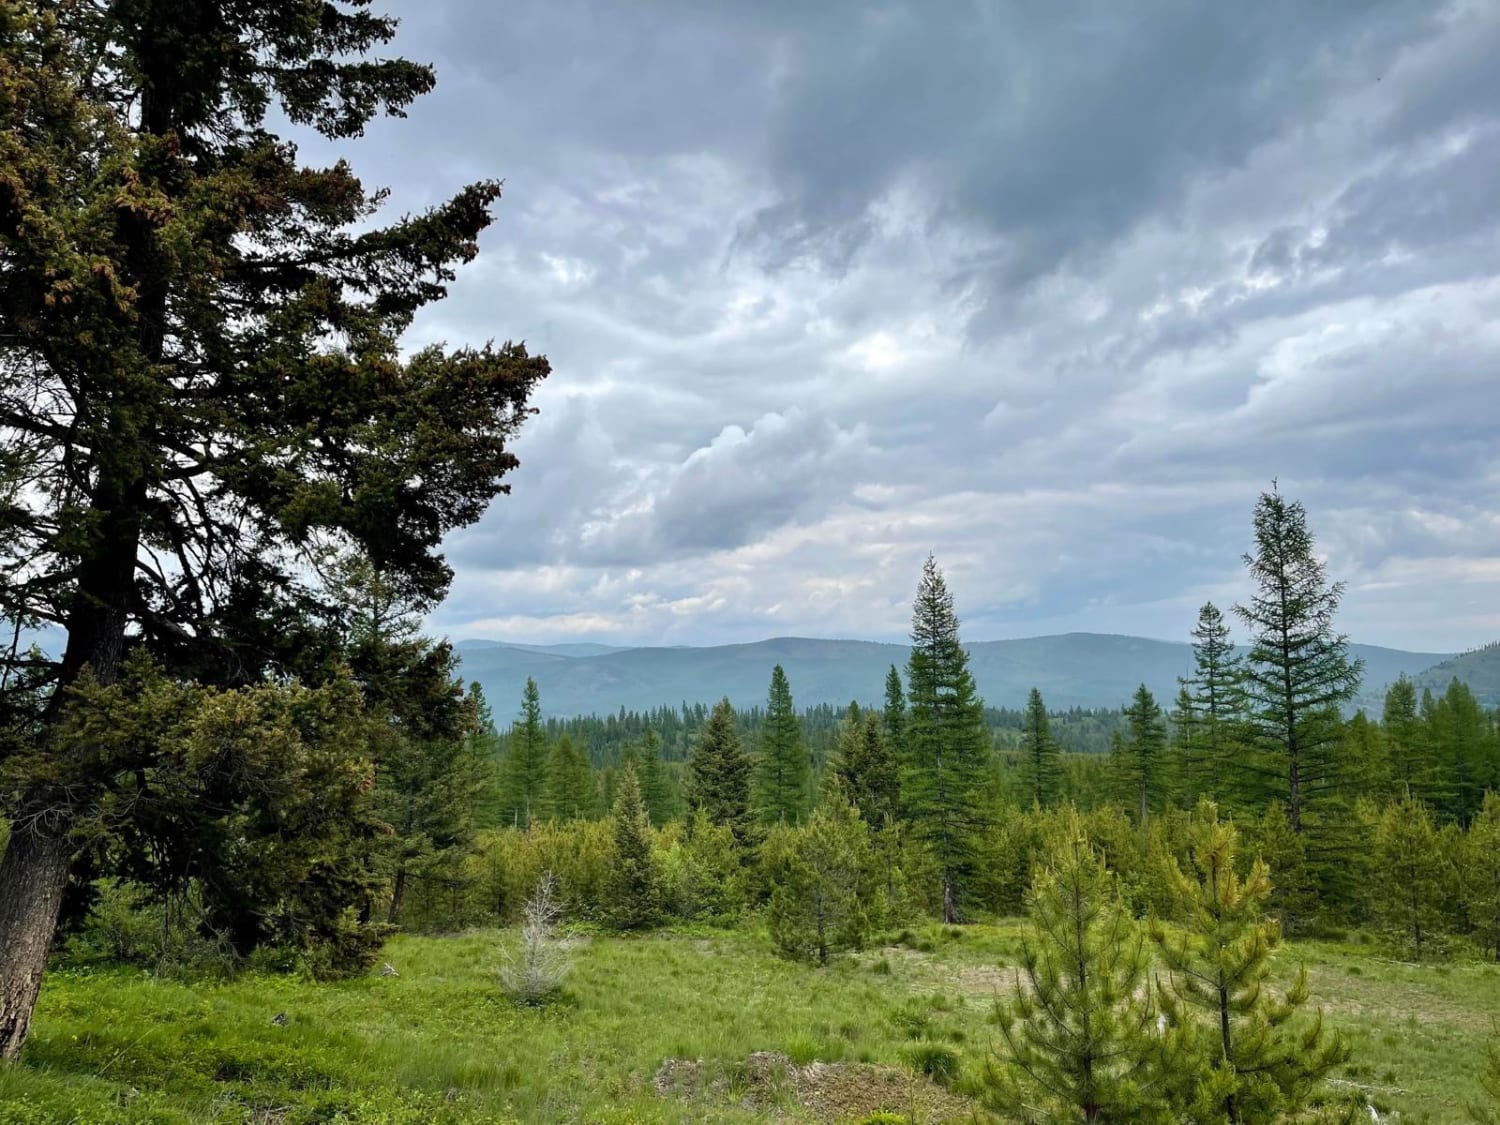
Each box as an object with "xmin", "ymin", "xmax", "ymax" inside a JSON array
[{"xmin": 453, "ymin": 633, "xmax": 1458, "ymax": 719}]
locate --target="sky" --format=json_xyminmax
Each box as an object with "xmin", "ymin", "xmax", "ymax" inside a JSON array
[{"xmin": 335, "ymin": 0, "xmax": 1500, "ymax": 653}]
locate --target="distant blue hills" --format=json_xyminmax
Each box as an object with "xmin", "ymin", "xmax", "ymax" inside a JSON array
[
  {"xmin": 12, "ymin": 624, "xmax": 1468, "ymax": 718},
  {"xmin": 451, "ymin": 633, "xmax": 1457, "ymax": 719}
]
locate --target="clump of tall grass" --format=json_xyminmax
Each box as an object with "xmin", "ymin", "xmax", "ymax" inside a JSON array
[{"xmin": 499, "ymin": 872, "xmax": 570, "ymax": 1005}]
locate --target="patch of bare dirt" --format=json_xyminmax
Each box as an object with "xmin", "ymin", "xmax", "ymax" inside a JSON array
[{"xmin": 653, "ymin": 1050, "xmax": 981, "ymax": 1122}]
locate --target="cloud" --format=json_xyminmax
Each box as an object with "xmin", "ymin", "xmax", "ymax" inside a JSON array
[{"xmin": 310, "ymin": 0, "xmax": 1500, "ymax": 654}]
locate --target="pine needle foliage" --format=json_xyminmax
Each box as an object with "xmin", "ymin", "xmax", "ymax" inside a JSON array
[
  {"xmin": 1151, "ymin": 801, "xmax": 1351, "ymax": 1122},
  {"xmin": 988, "ymin": 809, "xmax": 1178, "ymax": 1123},
  {"xmin": 765, "ymin": 781, "xmax": 871, "ymax": 965},
  {"xmin": 1474, "ymin": 1025, "xmax": 1500, "ymax": 1125}
]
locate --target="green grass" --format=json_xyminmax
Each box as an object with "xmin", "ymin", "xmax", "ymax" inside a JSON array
[{"xmin": 2, "ymin": 923, "xmax": 1496, "ymax": 1123}]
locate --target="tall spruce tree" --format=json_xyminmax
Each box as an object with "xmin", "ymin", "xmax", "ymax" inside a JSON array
[
  {"xmin": 1020, "ymin": 687, "xmax": 1064, "ymax": 808},
  {"xmin": 688, "ymin": 698, "xmax": 753, "ymax": 842},
  {"xmin": 1234, "ymin": 488, "xmax": 1362, "ymax": 833},
  {"xmin": 988, "ymin": 809, "xmax": 1179, "ymax": 1122},
  {"xmin": 754, "ymin": 664, "xmax": 809, "ymax": 824},
  {"xmin": 882, "ymin": 665, "xmax": 907, "ymax": 757},
  {"xmin": 1151, "ymin": 801, "xmax": 1351, "ymax": 1122},
  {"xmin": 902, "ymin": 556, "xmax": 992, "ymax": 923},
  {"xmin": 604, "ymin": 764, "xmax": 660, "ymax": 930},
  {"xmin": 1180, "ymin": 602, "xmax": 1247, "ymax": 804},
  {"xmin": 1117, "ymin": 685, "xmax": 1168, "ymax": 823},
  {"xmin": 501, "ymin": 679, "xmax": 549, "ymax": 826},
  {"xmin": 0, "ymin": 0, "xmax": 547, "ymax": 1058}
]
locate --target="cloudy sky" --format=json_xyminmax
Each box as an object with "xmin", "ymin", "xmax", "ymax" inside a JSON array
[{"xmin": 344, "ymin": 0, "xmax": 1500, "ymax": 653}]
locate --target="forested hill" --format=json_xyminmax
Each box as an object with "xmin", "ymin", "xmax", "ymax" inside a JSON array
[
  {"xmin": 1406, "ymin": 642, "xmax": 1500, "ymax": 706},
  {"xmin": 453, "ymin": 633, "xmax": 1453, "ymax": 717}
]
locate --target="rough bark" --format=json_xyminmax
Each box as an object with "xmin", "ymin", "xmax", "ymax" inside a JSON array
[{"xmin": 0, "ymin": 820, "xmax": 74, "ymax": 1061}]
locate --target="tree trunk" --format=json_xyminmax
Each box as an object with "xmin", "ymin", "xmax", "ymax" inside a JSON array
[
  {"xmin": 942, "ymin": 878, "xmax": 957, "ymax": 924},
  {"xmin": 0, "ymin": 818, "xmax": 74, "ymax": 1061},
  {"xmin": 387, "ymin": 865, "xmax": 408, "ymax": 926}
]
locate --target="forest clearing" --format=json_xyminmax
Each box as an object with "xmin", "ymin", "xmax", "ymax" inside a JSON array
[{"xmin": 3, "ymin": 922, "xmax": 1495, "ymax": 1124}]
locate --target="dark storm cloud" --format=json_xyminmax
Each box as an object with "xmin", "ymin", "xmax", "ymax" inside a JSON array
[{"xmin": 329, "ymin": 0, "xmax": 1500, "ymax": 651}]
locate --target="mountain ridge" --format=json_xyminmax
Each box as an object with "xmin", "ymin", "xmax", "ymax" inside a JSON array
[{"xmin": 452, "ymin": 631, "xmax": 1455, "ymax": 719}]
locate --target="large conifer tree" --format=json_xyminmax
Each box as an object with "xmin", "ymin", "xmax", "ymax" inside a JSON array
[
  {"xmin": 1019, "ymin": 687, "xmax": 1063, "ymax": 808},
  {"xmin": 1382, "ymin": 676, "xmax": 1434, "ymax": 801},
  {"xmin": 902, "ymin": 556, "xmax": 991, "ymax": 922},
  {"xmin": 832, "ymin": 707, "xmax": 900, "ymax": 826},
  {"xmin": 754, "ymin": 664, "xmax": 808, "ymax": 824},
  {"xmin": 687, "ymin": 698, "xmax": 753, "ymax": 842},
  {"xmin": 604, "ymin": 764, "xmax": 660, "ymax": 931},
  {"xmin": 882, "ymin": 665, "xmax": 907, "ymax": 757},
  {"xmin": 0, "ymin": 0, "xmax": 547, "ymax": 1057},
  {"xmin": 501, "ymin": 678, "xmax": 549, "ymax": 826},
  {"xmin": 1117, "ymin": 684, "xmax": 1168, "ymax": 823},
  {"xmin": 1234, "ymin": 488, "xmax": 1362, "ymax": 833}
]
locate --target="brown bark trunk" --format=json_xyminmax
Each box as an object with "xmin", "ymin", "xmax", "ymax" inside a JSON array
[
  {"xmin": 942, "ymin": 879, "xmax": 957, "ymax": 924},
  {"xmin": 0, "ymin": 818, "xmax": 74, "ymax": 1061},
  {"xmin": 387, "ymin": 866, "xmax": 408, "ymax": 926}
]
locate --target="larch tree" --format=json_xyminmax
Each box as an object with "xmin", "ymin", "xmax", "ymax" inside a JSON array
[
  {"xmin": 1020, "ymin": 687, "xmax": 1064, "ymax": 808},
  {"xmin": 501, "ymin": 678, "xmax": 549, "ymax": 826},
  {"xmin": 1464, "ymin": 793, "xmax": 1500, "ymax": 962},
  {"xmin": 687, "ymin": 698, "xmax": 753, "ymax": 842},
  {"xmin": 1382, "ymin": 676, "xmax": 1434, "ymax": 802},
  {"xmin": 1370, "ymin": 794, "xmax": 1449, "ymax": 959},
  {"xmin": 902, "ymin": 556, "xmax": 992, "ymax": 923},
  {"xmin": 1180, "ymin": 602, "xmax": 1247, "ymax": 804},
  {"xmin": 1150, "ymin": 801, "xmax": 1350, "ymax": 1123},
  {"xmin": 543, "ymin": 734, "xmax": 596, "ymax": 822},
  {"xmin": 1234, "ymin": 488, "xmax": 1362, "ymax": 834},
  {"xmin": 631, "ymin": 726, "xmax": 675, "ymax": 826},
  {"xmin": 1431, "ymin": 678, "xmax": 1495, "ymax": 826},
  {"xmin": 754, "ymin": 664, "xmax": 808, "ymax": 825},
  {"xmin": 0, "ymin": 0, "xmax": 547, "ymax": 1059}
]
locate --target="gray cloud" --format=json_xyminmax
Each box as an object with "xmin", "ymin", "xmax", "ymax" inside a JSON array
[{"xmin": 304, "ymin": 0, "xmax": 1500, "ymax": 653}]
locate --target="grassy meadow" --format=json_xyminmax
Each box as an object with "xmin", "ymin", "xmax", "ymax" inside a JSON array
[{"xmin": 1, "ymin": 922, "xmax": 1495, "ymax": 1124}]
